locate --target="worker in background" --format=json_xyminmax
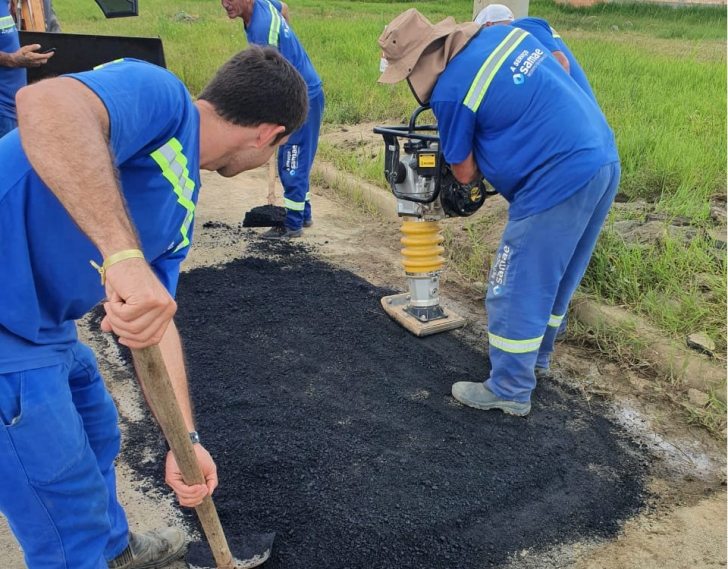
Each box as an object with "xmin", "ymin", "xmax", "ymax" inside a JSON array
[
  {"xmin": 0, "ymin": 47, "xmax": 307, "ymax": 569},
  {"xmin": 474, "ymin": 4, "xmax": 598, "ymax": 103},
  {"xmin": 378, "ymin": 9, "xmax": 620, "ymax": 417},
  {"xmin": 222, "ymin": 0, "xmax": 324, "ymax": 239},
  {"xmin": 43, "ymin": 0, "xmax": 62, "ymax": 32},
  {"xmin": 0, "ymin": 0, "xmax": 53, "ymax": 138}
]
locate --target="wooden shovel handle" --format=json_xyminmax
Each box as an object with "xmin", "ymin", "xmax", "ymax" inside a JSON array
[
  {"xmin": 131, "ymin": 345, "xmax": 235, "ymax": 569},
  {"xmin": 267, "ymin": 158, "xmax": 276, "ymax": 206}
]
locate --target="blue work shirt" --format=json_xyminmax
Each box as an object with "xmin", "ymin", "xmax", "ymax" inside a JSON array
[
  {"xmin": 244, "ymin": 0, "xmax": 322, "ymax": 98},
  {"xmin": 0, "ymin": 59, "xmax": 200, "ymax": 372},
  {"xmin": 431, "ymin": 25, "xmax": 618, "ymax": 220},
  {"xmin": 0, "ymin": 4, "xmax": 25, "ymax": 121},
  {"xmin": 512, "ymin": 17, "xmax": 597, "ymax": 102}
]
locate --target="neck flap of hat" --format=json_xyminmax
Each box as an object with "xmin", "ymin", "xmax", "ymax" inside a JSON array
[{"xmin": 407, "ymin": 22, "xmax": 482, "ymax": 106}]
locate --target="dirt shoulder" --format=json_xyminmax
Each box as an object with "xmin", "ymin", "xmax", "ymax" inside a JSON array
[{"xmin": 0, "ymin": 161, "xmax": 725, "ymax": 569}]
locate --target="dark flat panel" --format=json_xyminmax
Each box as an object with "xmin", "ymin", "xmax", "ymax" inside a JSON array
[
  {"xmin": 94, "ymin": 0, "xmax": 138, "ymax": 18},
  {"xmin": 19, "ymin": 31, "xmax": 165, "ymax": 82}
]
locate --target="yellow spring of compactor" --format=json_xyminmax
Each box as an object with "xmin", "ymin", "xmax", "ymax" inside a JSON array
[{"xmin": 400, "ymin": 219, "xmax": 445, "ymax": 274}]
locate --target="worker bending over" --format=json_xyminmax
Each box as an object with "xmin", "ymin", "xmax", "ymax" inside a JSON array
[
  {"xmin": 474, "ymin": 4, "xmax": 606, "ymax": 356},
  {"xmin": 0, "ymin": 47, "xmax": 307, "ymax": 569},
  {"xmin": 379, "ymin": 10, "xmax": 620, "ymax": 416}
]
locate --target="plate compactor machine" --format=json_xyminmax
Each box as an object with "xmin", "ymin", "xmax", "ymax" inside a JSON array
[{"xmin": 374, "ymin": 106, "xmax": 495, "ymax": 337}]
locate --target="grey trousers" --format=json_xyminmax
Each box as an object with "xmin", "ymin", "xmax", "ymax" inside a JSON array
[{"xmin": 43, "ymin": 0, "xmax": 61, "ymax": 32}]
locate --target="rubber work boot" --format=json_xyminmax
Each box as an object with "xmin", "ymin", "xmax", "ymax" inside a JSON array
[
  {"xmin": 261, "ymin": 226, "xmax": 303, "ymax": 240},
  {"xmin": 451, "ymin": 382, "xmax": 531, "ymax": 417},
  {"xmin": 107, "ymin": 528, "xmax": 187, "ymax": 569},
  {"xmin": 303, "ymin": 218, "xmax": 313, "ymax": 228}
]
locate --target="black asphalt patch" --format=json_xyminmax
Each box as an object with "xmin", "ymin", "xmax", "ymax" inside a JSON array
[{"xmin": 119, "ymin": 239, "xmax": 649, "ymax": 569}]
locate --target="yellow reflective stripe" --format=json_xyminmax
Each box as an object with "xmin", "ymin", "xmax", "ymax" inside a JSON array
[
  {"xmin": 284, "ymin": 198, "xmax": 305, "ymax": 211},
  {"xmin": 0, "ymin": 15, "xmax": 16, "ymax": 29},
  {"xmin": 550, "ymin": 27, "xmax": 561, "ymax": 39},
  {"xmin": 93, "ymin": 58, "xmax": 125, "ymax": 70},
  {"xmin": 305, "ymin": 191, "xmax": 311, "ymax": 202},
  {"xmin": 488, "ymin": 332, "xmax": 543, "ymax": 354},
  {"xmin": 267, "ymin": 1, "xmax": 281, "ymax": 47},
  {"xmin": 150, "ymin": 137, "xmax": 197, "ymax": 253},
  {"xmin": 464, "ymin": 28, "xmax": 529, "ymax": 112},
  {"xmin": 548, "ymin": 313, "xmax": 566, "ymax": 328}
]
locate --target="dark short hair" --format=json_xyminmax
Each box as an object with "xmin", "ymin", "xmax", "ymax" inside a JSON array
[{"xmin": 199, "ymin": 46, "xmax": 309, "ymax": 140}]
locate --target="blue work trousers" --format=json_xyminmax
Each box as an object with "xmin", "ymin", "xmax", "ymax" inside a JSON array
[
  {"xmin": 0, "ymin": 342, "xmax": 129, "ymax": 568},
  {"xmin": 485, "ymin": 162, "xmax": 621, "ymax": 402},
  {"xmin": 277, "ymin": 90, "xmax": 325, "ymax": 230}
]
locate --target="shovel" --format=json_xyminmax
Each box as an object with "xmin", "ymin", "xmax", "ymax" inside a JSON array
[{"xmin": 131, "ymin": 345, "xmax": 275, "ymax": 569}]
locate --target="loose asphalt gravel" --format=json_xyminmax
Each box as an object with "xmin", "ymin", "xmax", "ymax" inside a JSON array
[{"xmin": 120, "ymin": 240, "xmax": 650, "ymax": 569}]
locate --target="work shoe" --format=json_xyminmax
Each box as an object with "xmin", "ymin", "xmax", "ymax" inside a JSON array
[
  {"xmin": 303, "ymin": 218, "xmax": 313, "ymax": 228},
  {"xmin": 108, "ymin": 528, "xmax": 187, "ymax": 569},
  {"xmin": 451, "ymin": 382, "xmax": 531, "ymax": 417},
  {"xmin": 261, "ymin": 226, "xmax": 303, "ymax": 240}
]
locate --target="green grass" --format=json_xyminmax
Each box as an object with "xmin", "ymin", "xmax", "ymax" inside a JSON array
[
  {"xmin": 531, "ymin": 1, "xmax": 727, "ymax": 40},
  {"xmin": 584, "ymin": 39, "xmax": 726, "ymax": 219},
  {"xmin": 54, "ymin": 0, "xmax": 727, "ymax": 355},
  {"xmin": 442, "ymin": 216, "xmax": 497, "ymax": 283},
  {"xmin": 583, "ymin": 228, "xmax": 726, "ymax": 346},
  {"xmin": 317, "ymin": 139, "xmax": 388, "ymax": 190}
]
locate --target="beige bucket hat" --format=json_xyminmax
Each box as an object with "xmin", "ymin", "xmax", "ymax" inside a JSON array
[
  {"xmin": 378, "ymin": 9, "xmax": 481, "ymax": 105},
  {"xmin": 377, "ymin": 9, "xmax": 457, "ymax": 85}
]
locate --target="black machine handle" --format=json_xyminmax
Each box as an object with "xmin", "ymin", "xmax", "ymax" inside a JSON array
[
  {"xmin": 373, "ymin": 106, "xmax": 444, "ymax": 204},
  {"xmin": 373, "ymin": 106, "xmax": 498, "ymax": 206},
  {"xmin": 372, "ymin": 105, "xmax": 439, "ymax": 142}
]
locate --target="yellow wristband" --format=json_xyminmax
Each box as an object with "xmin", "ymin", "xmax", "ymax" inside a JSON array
[{"xmin": 90, "ymin": 249, "xmax": 145, "ymax": 285}]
